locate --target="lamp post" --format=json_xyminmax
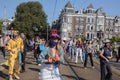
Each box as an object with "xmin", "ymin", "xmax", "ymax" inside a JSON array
[
  {"xmin": 47, "ymin": 25, "xmax": 49, "ymax": 42},
  {"xmin": 33, "ymin": 25, "xmax": 38, "ymax": 41}
]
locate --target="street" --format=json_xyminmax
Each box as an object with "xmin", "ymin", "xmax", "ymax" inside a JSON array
[{"xmin": 0, "ymin": 51, "xmax": 120, "ymax": 80}]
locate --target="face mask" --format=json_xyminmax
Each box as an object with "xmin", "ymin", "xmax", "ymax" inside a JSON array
[
  {"xmin": 51, "ymin": 41, "xmax": 58, "ymax": 47},
  {"xmin": 13, "ymin": 35, "xmax": 17, "ymax": 38}
]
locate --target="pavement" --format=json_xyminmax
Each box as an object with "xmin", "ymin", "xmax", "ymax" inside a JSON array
[
  {"xmin": 0, "ymin": 51, "xmax": 120, "ymax": 80},
  {"xmin": 0, "ymin": 52, "xmax": 120, "ymax": 80}
]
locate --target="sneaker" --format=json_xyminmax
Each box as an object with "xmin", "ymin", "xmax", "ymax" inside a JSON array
[
  {"xmin": 75, "ymin": 61, "xmax": 77, "ymax": 64},
  {"xmin": 84, "ymin": 67, "xmax": 87, "ymax": 69},
  {"xmin": 92, "ymin": 66, "xmax": 95, "ymax": 69},
  {"xmin": 13, "ymin": 73, "xmax": 20, "ymax": 79},
  {"xmin": 38, "ymin": 64, "xmax": 41, "ymax": 66}
]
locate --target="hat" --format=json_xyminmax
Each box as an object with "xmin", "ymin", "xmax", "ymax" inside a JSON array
[
  {"xmin": 50, "ymin": 33, "xmax": 60, "ymax": 39},
  {"xmin": 104, "ymin": 39, "xmax": 110, "ymax": 43},
  {"xmin": 12, "ymin": 30, "xmax": 19, "ymax": 35}
]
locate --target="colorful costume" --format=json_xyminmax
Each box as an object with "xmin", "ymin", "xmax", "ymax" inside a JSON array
[
  {"xmin": 38, "ymin": 47, "xmax": 64, "ymax": 80},
  {"xmin": 7, "ymin": 38, "xmax": 19, "ymax": 75},
  {"xmin": 38, "ymin": 33, "xmax": 64, "ymax": 80}
]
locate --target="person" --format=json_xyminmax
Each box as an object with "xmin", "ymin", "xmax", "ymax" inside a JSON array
[
  {"xmin": 7, "ymin": 31, "xmax": 20, "ymax": 80},
  {"xmin": 116, "ymin": 46, "xmax": 120, "ymax": 62},
  {"xmin": 71, "ymin": 38, "xmax": 76, "ymax": 62},
  {"xmin": 75, "ymin": 38, "xmax": 84, "ymax": 64},
  {"xmin": 20, "ymin": 33, "xmax": 27, "ymax": 72},
  {"xmin": 37, "ymin": 38, "xmax": 46, "ymax": 66},
  {"xmin": 68, "ymin": 38, "xmax": 73, "ymax": 59},
  {"xmin": 84, "ymin": 41, "xmax": 94, "ymax": 69},
  {"xmin": 38, "ymin": 33, "xmax": 64, "ymax": 80},
  {"xmin": 112, "ymin": 42, "xmax": 120, "ymax": 63},
  {"xmin": 34, "ymin": 37, "xmax": 40, "ymax": 61},
  {"xmin": 0, "ymin": 34, "xmax": 6, "ymax": 59},
  {"xmin": 99, "ymin": 39, "xmax": 113, "ymax": 80}
]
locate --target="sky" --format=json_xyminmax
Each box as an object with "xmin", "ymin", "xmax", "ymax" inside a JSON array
[{"xmin": 0, "ymin": 0, "xmax": 120, "ymax": 25}]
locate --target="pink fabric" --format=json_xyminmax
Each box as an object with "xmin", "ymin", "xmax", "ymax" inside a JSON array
[{"xmin": 50, "ymin": 33, "xmax": 60, "ymax": 38}]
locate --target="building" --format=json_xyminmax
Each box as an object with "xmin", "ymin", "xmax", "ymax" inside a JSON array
[
  {"xmin": 57, "ymin": 1, "xmax": 120, "ymax": 40},
  {"xmin": 1, "ymin": 18, "xmax": 15, "ymax": 35}
]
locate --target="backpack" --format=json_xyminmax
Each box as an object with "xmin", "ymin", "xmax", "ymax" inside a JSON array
[{"xmin": 39, "ymin": 44, "xmax": 45, "ymax": 51}]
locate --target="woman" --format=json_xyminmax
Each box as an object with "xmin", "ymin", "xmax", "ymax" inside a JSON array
[
  {"xmin": 38, "ymin": 33, "xmax": 64, "ymax": 80},
  {"xmin": 84, "ymin": 41, "xmax": 94, "ymax": 69},
  {"xmin": 100, "ymin": 39, "xmax": 112, "ymax": 80},
  {"xmin": 75, "ymin": 38, "xmax": 83, "ymax": 64}
]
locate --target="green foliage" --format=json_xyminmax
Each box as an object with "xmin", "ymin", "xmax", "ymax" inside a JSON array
[
  {"xmin": 13, "ymin": 1, "xmax": 47, "ymax": 39},
  {"xmin": 74, "ymin": 36, "xmax": 85, "ymax": 42},
  {"xmin": 0, "ymin": 20, "xmax": 2, "ymax": 33},
  {"xmin": 111, "ymin": 36, "xmax": 120, "ymax": 43}
]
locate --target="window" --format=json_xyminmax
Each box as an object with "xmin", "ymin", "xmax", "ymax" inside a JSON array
[
  {"xmin": 80, "ymin": 18, "xmax": 84, "ymax": 22},
  {"xmin": 68, "ymin": 24, "xmax": 72, "ymax": 31},
  {"xmin": 87, "ymin": 25, "xmax": 90, "ymax": 30},
  {"xmin": 68, "ymin": 17, "xmax": 72, "ymax": 23},
  {"xmin": 75, "ymin": 25, "xmax": 79, "ymax": 30},
  {"xmin": 106, "ymin": 20, "xmax": 109, "ymax": 26},
  {"xmin": 91, "ymin": 26, "xmax": 93, "ymax": 30},
  {"xmin": 80, "ymin": 25, "xmax": 84, "ymax": 30},
  {"xmin": 62, "ymin": 23, "xmax": 67, "ymax": 29},
  {"xmin": 76, "ymin": 17, "xmax": 79, "ymax": 23},
  {"xmin": 92, "ymin": 18, "xmax": 94, "ymax": 23},
  {"xmin": 91, "ymin": 33, "xmax": 94, "ymax": 39},
  {"xmin": 63, "ymin": 17, "xmax": 66, "ymax": 22},
  {"xmin": 87, "ymin": 33, "xmax": 89, "ymax": 39},
  {"xmin": 115, "ymin": 27, "xmax": 118, "ymax": 32},
  {"xmin": 97, "ymin": 17, "xmax": 104, "ymax": 25},
  {"xmin": 110, "ymin": 20, "xmax": 113, "ymax": 26},
  {"xmin": 87, "ymin": 18, "xmax": 90, "ymax": 23}
]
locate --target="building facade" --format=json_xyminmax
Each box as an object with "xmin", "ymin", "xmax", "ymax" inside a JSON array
[{"xmin": 57, "ymin": 1, "xmax": 120, "ymax": 40}]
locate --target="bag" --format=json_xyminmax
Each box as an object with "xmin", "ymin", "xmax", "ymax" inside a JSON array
[
  {"xmin": 5, "ymin": 59, "xmax": 9, "ymax": 66},
  {"xmin": 39, "ymin": 44, "xmax": 45, "ymax": 51}
]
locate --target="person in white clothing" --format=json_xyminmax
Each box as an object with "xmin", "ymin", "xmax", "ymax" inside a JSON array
[{"xmin": 75, "ymin": 38, "xmax": 83, "ymax": 64}]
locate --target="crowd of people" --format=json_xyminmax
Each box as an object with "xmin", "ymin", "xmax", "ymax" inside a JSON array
[
  {"xmin": 0, "ymin": 30, "xmax": 120, "ymax": 80},
  {"xmin": 64, "ymin": 37, "xmax": 120, "ymax": 80}
]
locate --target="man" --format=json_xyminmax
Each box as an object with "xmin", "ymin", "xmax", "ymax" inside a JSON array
[
  {"xmin": 16, "ymin": 33, "xmax": 24, "ymax": 73},
  {"xmin": 20, "ymin": 33, "xmax": 27, "ymax": 72},
  {"xmin": 100, "ymin": 39, "xmax": 113, "ymax": 80},
  {"xmin": 7, "ymin": 31, "xmax": 20, "ymax": 80}
]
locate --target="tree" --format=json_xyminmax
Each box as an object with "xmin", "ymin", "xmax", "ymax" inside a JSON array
[
  {"xmin": 13, "ymin": 1, "xmax": 47, "ymax": 39},
  {"xmin": 111, "ymin": 36, "xmax": 120, "ymax": 43},
  {"xmin": 0, "ymin": 20, "xmax": 3, "ymax": 33}
]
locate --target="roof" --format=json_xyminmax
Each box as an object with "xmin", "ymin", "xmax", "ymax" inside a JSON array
[
  {"xmin": 87, "ymin": 3, "xmax": 94, "ymax": 9},
  {"xmin": 65, "ymin": 1, "xmax": 73, "ymax": 8}
]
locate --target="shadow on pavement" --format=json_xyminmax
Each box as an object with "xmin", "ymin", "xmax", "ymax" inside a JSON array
[
  {"xmin": 62, "ymin": 74, "xmax": 86, "ymax": 80},
  {"xmin": 69, "ymin": 64, "xmax": 83, "ymax": 69},
  {"xmin": 0, "ymin": 71, "xmax": 8, "ymax": 80},
  {"xmin": 29, "ymin": 67, "xmax": 40, "ymax": 72},
  {"xmin": 2, "ymin": 65, "xmax": 9, "ymax": 70}
]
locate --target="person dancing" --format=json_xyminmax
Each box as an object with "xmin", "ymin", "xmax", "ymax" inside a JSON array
[{"xmin": 38, "ymin": 33, "xmax": 64, "ymax": 80}]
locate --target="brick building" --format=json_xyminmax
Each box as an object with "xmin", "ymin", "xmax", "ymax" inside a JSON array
[{"xmin": 56, "ymin": 1, "xmax": 120, "ymax": 40}]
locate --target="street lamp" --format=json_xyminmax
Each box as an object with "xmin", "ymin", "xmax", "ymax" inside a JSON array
[{"xmin": 33, "ymin": 25, "xmax": 38, "ymax": 41}]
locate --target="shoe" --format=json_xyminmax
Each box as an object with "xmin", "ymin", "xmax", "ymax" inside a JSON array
[
  {"xmin": 92, "ymin": 66, "xmax": 95, "ymax": 69},
  {"xmin": 9, "ymin": 75, "xmax": 13, "ymax": 80},
  {"xmin": 20, "ymin": 70, "xmax": 25, "ymax": 73},
  {"xmin": 75, "ymin": 62, "xmax": 77, "ymax": 64},
  {"xmin": 38, "ymin": 64, "xmax": 41, "ymax": 66},
  {"xmin": 13, "ymin": 73, "xmax": 20, "ymax": 79},
  {"xmin": 84, "ymin": 67, "xmax": 87, "ymax": 69}
]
